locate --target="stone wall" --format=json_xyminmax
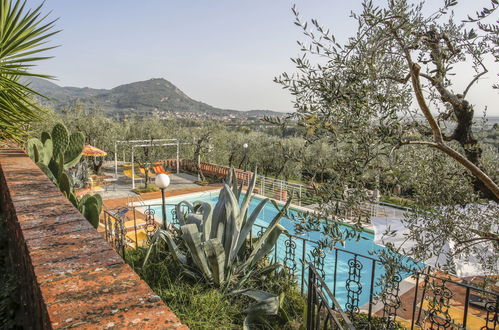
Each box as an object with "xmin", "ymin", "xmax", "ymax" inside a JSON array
[{"xmin": 0, "ymin": 146, "xmax": 187, "ymax": 329}]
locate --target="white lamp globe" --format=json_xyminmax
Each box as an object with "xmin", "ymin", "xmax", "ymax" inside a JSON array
[
  {"xmin": 243, "ymin": 143, "xmax": 248, "ymax": 149},
  {"xmin": 155, "ymin": 173, "xmax": 170, "ymax": 189}
]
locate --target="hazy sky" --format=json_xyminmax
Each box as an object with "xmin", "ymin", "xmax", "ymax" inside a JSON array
[{"xmin": 30, "ymin": 1, "xmax": 498, "ymax": 115}]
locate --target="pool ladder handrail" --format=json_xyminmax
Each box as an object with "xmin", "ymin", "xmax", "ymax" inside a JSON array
[{"xmin": 127, "ymin": 193, "xmax": 146, "ymax": 207}]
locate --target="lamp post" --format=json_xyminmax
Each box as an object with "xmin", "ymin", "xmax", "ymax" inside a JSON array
[
  {"xmin": 242, "ymin": 143, "xmax": 249, "ymax": 171},
  {"xmin": 155, "ymin": 173, "xmax": 170, "ymax": 230}
]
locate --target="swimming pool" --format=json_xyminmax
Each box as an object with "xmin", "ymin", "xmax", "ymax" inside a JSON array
[{"xmin": 143, "ymin": 190, "xmax": 416, "ymax": 309}]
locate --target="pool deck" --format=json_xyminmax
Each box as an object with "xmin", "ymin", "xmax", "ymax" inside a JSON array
[{"xmin": 103, "ymin": 184, "xmax": 222, "ymax": 209}]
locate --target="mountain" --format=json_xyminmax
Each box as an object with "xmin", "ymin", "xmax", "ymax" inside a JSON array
[{"xmin": 27, "ymin": 77, "xmax": 284, "ymax": 119}]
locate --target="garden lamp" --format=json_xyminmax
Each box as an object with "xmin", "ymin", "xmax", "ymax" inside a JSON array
[{"xmin": 155, "ymin": 173, "xmax": 170, "ymax": 230}]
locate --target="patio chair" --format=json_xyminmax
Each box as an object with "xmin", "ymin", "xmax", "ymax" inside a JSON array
[
  {"xmin": 152, "ymin": 165, "xmax": 172, "ymax": 175},
  {"xmin": 126, "ymin": 228, "xmax": 149, "ymax": 248},
  {"xmin": 139, "ymin": 167, "xmax": 156, "ymax": 178}
]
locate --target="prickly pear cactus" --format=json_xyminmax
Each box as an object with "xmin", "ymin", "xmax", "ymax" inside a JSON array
[
  {"xmin": 41, "ymin": 131, "xmax": 51, "ymax": 143},
  {"xmin": 83, "ymin": 203, "xmax": 100, "ymax": 228},
  {"xmin": 27, "ymin": 123, "xmax": 99, "ymax": 229},
  {"xmin": 41, "ymin": 139, "xmax": 53, "ymax": 165},
  {"xmin": 64, "ymin": 132, "xmax": 84, "ymax": 169},
  {"xmin": 36, "ymin": 162, "xmax": 57, "ymax": 183},
  {"xmin": 52, "ymin": 123, "xmax": 69, "ymax": 157},
  {"xmin": 68, "ymin": 192, "xmax": 79, "ymax": 208},
  {"xmin": 81, "ymin": 194, "xmax": 102, "ymax": 228},
  {"xmin": 26, "ymin": 138, "xmax": 43, "ymax": 161},
  {"xmin": 59, "ymin": 172, "xmax": 72, "ymax": 197}
]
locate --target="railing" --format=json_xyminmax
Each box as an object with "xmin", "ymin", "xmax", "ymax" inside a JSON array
[
  {"xmin": 101, "ymin": 202, "xmax": 498, "ymax": 329},
  {"xmin": 307, "ymin": 263, "xmax": 355, "ymax": 330},
  {"xmin": 164, "ymin": 158, "xmax": 385, "ymax": 219}
]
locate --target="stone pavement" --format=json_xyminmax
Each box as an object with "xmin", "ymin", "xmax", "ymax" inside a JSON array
[{"xmin": 94, "ymin": 168, "xmax": 204, "ymax": 201}]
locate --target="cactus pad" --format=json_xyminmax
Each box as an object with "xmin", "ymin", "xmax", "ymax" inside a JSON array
[
  {"xmin": 64, "ymin": 132, "xmax": 84, "ymax": 169},
  {"xmin": 26, "ymin": 138, "xmax": 43, "ymax": 161},
  {"xmin": 59, "ymin": 172, "xmax": 72, "ymax": 197},
  {"xmin": 42, "ymin": 139, "xmax": 53, "ymax": 165},
  {"xmin": 41, "ymin": 131, "xmax": 51, "ymax": 143},
  {"xmin": 52, "ymin": 123, "xmax": 69, "ymax": 157}
]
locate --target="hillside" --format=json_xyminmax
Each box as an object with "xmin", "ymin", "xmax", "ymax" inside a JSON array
[{"xmin": 27, "ymin": 77, "xmax": 283, "ymax": 119}]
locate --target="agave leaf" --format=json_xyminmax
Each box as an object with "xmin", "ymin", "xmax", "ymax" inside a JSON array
[
  {"xmin": 222, "ymin": 184, "xmax": 242, "ymax": 265},
  {"xmin": 237, "ymin": 289, "xmax": 280, "ymax": 330},
  {"xmin": 232, "ymin": 197, "xmax": 269, "ymax": 263},
  {"xmin": 160, "ymin": 230, "xmax": 188, "ymax": 265},
  {"xmin": 204, "ymin": 239, "xmax": 225, "ymax": 287},
  {"xmin": 176, "ymin": 201, "xmax": 195, "ymax": 226},
  {"xmin": 210, "ymin": 189, "xmax": 227, "ymax": 239},
  {"xmin": 198, "ymin": 202, "xmax": 213, "ymax": 241},
  {"xmin": 223, "ymin": 183, "xmax": 240, "ymax": 221},
  {"xmin": 246, "ymin": 224, "xmax": 286, "ymax": 270},
  {"xmin": 186, "ymin": 213, "xmax": 203, "ymax": 228},
  {"xmin": 239, "ymin": 171, "xmax": 258, "ymax": 227},
  {"xmin": 143, "ymin": 230, "xmax": 187, "ymax": 267},
  {"xmin": 226, "ymin": 167, "xmax": 233, "ymax": 185},
  {"xmin": 238, "ymin": 199, "xmax": 290, "ymax": 271},
  {"xmin": 181, "ymin": 224, "xmax": 212, "ymax": 281},
  {"xmin": 232, "ymin": 169, "xmax": 238, "ymax": 195}
]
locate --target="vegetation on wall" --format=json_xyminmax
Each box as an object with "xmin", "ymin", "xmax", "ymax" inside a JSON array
[{"xmin": 26, "ymin": 123, "xmax": 103, "ymax": 228}]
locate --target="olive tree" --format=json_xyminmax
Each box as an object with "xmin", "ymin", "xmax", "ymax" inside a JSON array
[{"xmin": 277, "ymin": 0, "xmax": 498, "ymax": 274}]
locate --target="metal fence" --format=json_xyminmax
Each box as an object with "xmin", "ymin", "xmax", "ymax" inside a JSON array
[
  {"xmin": 307, "ymin": 263, "xmax": 355, "ymax": 329},
  {"xmin": 101, "ymin": 202, "xmax": 498, "ymax": 329},
  {"xmin": 162, "ymin": 158, "xmax": 387, "ymax": 220}
]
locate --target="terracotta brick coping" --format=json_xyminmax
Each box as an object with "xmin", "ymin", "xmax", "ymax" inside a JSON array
[{"xmin": 0, "ymin": 146, "xmax": 187, "ymax": 329}]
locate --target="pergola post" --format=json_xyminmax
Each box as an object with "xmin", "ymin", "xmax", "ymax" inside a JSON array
[
  {"xmin": 114, "ymin": 142, "xmax": 118, "ymax": 178},
  {"xmin": 131, "ymin": 147, "xmax": 135, "ymax": 189},
  {"xmin": 176, "ymin": 141, "xmax": 180, "ymax": 174}
]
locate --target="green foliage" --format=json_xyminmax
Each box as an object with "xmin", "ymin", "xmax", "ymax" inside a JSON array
[
  {"xmin": 82, "ymin": 198, "xmax": 100, "ymax": 228},
  {"xmin": 59, "ymin": 172, "xmax": 71, "ymax": 197},
  {"xmin": 0, "ymin": 0, "xmax": 59, "ymax": 142},
  {"xmin": 127, "ymin": 243, "xmax": 304, "ymax": 329},
  {"xmin": 51, "ymin": 123, "xmax": 69, "ymax": 157},
  {"xmin": 132, "ymin": 185, "xmax": 159, "ymax": 194},
  {"xmin": 144, "ymin": 170, "xmax": 293, "ymax": 326},
  {"xmin": 26, "ymin": 123, "xmax": 101, "ymax": 229},
  {"xmin": 63, "ymin": 132, "xmax": 85, "ymax": 169},
  {"xmin": 40, "ymin": 131, "xmax": 51, "ymax": 143},
  {"xmin": 146, "ymin": 170, "xmax": 290, "ymax": 289}
]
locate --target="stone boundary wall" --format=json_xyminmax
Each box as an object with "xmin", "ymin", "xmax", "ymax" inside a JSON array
[{"xmin": 0, "ymin": 146, "xmax": 187, "ymax": 329}]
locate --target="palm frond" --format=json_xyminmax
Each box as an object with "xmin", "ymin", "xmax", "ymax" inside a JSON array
[{"xmin": 0, "ymin": 0, "xmax": 59, "ymax": 142}]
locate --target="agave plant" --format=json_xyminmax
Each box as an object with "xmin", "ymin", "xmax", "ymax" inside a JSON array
[
  {"xmin": 145, "ymin": 169, "xmax": 291, "ymax": 289},
  {"xmin": 145, "ymin": 169, "xmax": 291, "ymax": 327}
]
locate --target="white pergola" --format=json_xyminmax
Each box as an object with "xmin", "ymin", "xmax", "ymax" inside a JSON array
[{"xmin": 114, "ymin": 139, "xmax": 180, "ymax": 188}]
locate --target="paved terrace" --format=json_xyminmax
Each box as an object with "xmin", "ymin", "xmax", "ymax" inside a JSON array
[
  {"xmin": 87, "ymin": 165, "xmax": 205, "ymax": 201},
  {"xmin": 0, "ymin": 146, "xmax": 188, "ymax": 329}
]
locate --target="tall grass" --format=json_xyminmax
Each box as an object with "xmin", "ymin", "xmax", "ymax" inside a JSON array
[{"xmin": 126, "ymin": 247, "xmax": 305, "ymax": 329}]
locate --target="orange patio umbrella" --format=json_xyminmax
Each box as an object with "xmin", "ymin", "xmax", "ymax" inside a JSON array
[{"xmin": 82, "ymin": 144, "xmax": 107, "ymax": 157}]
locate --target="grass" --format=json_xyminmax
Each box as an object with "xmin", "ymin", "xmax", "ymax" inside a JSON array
[
  {"xmin": 126, "ymin": 247, "xmax": 305, "ymax": 329},
  {"xmin": 132, "ymin": 185, "xmax": 159, "ymax": 194}
]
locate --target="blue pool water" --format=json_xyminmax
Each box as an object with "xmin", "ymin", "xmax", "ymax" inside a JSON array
[{"xmin": 147, "ymin": 191, "xmax": 415, "ymax": 309}]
